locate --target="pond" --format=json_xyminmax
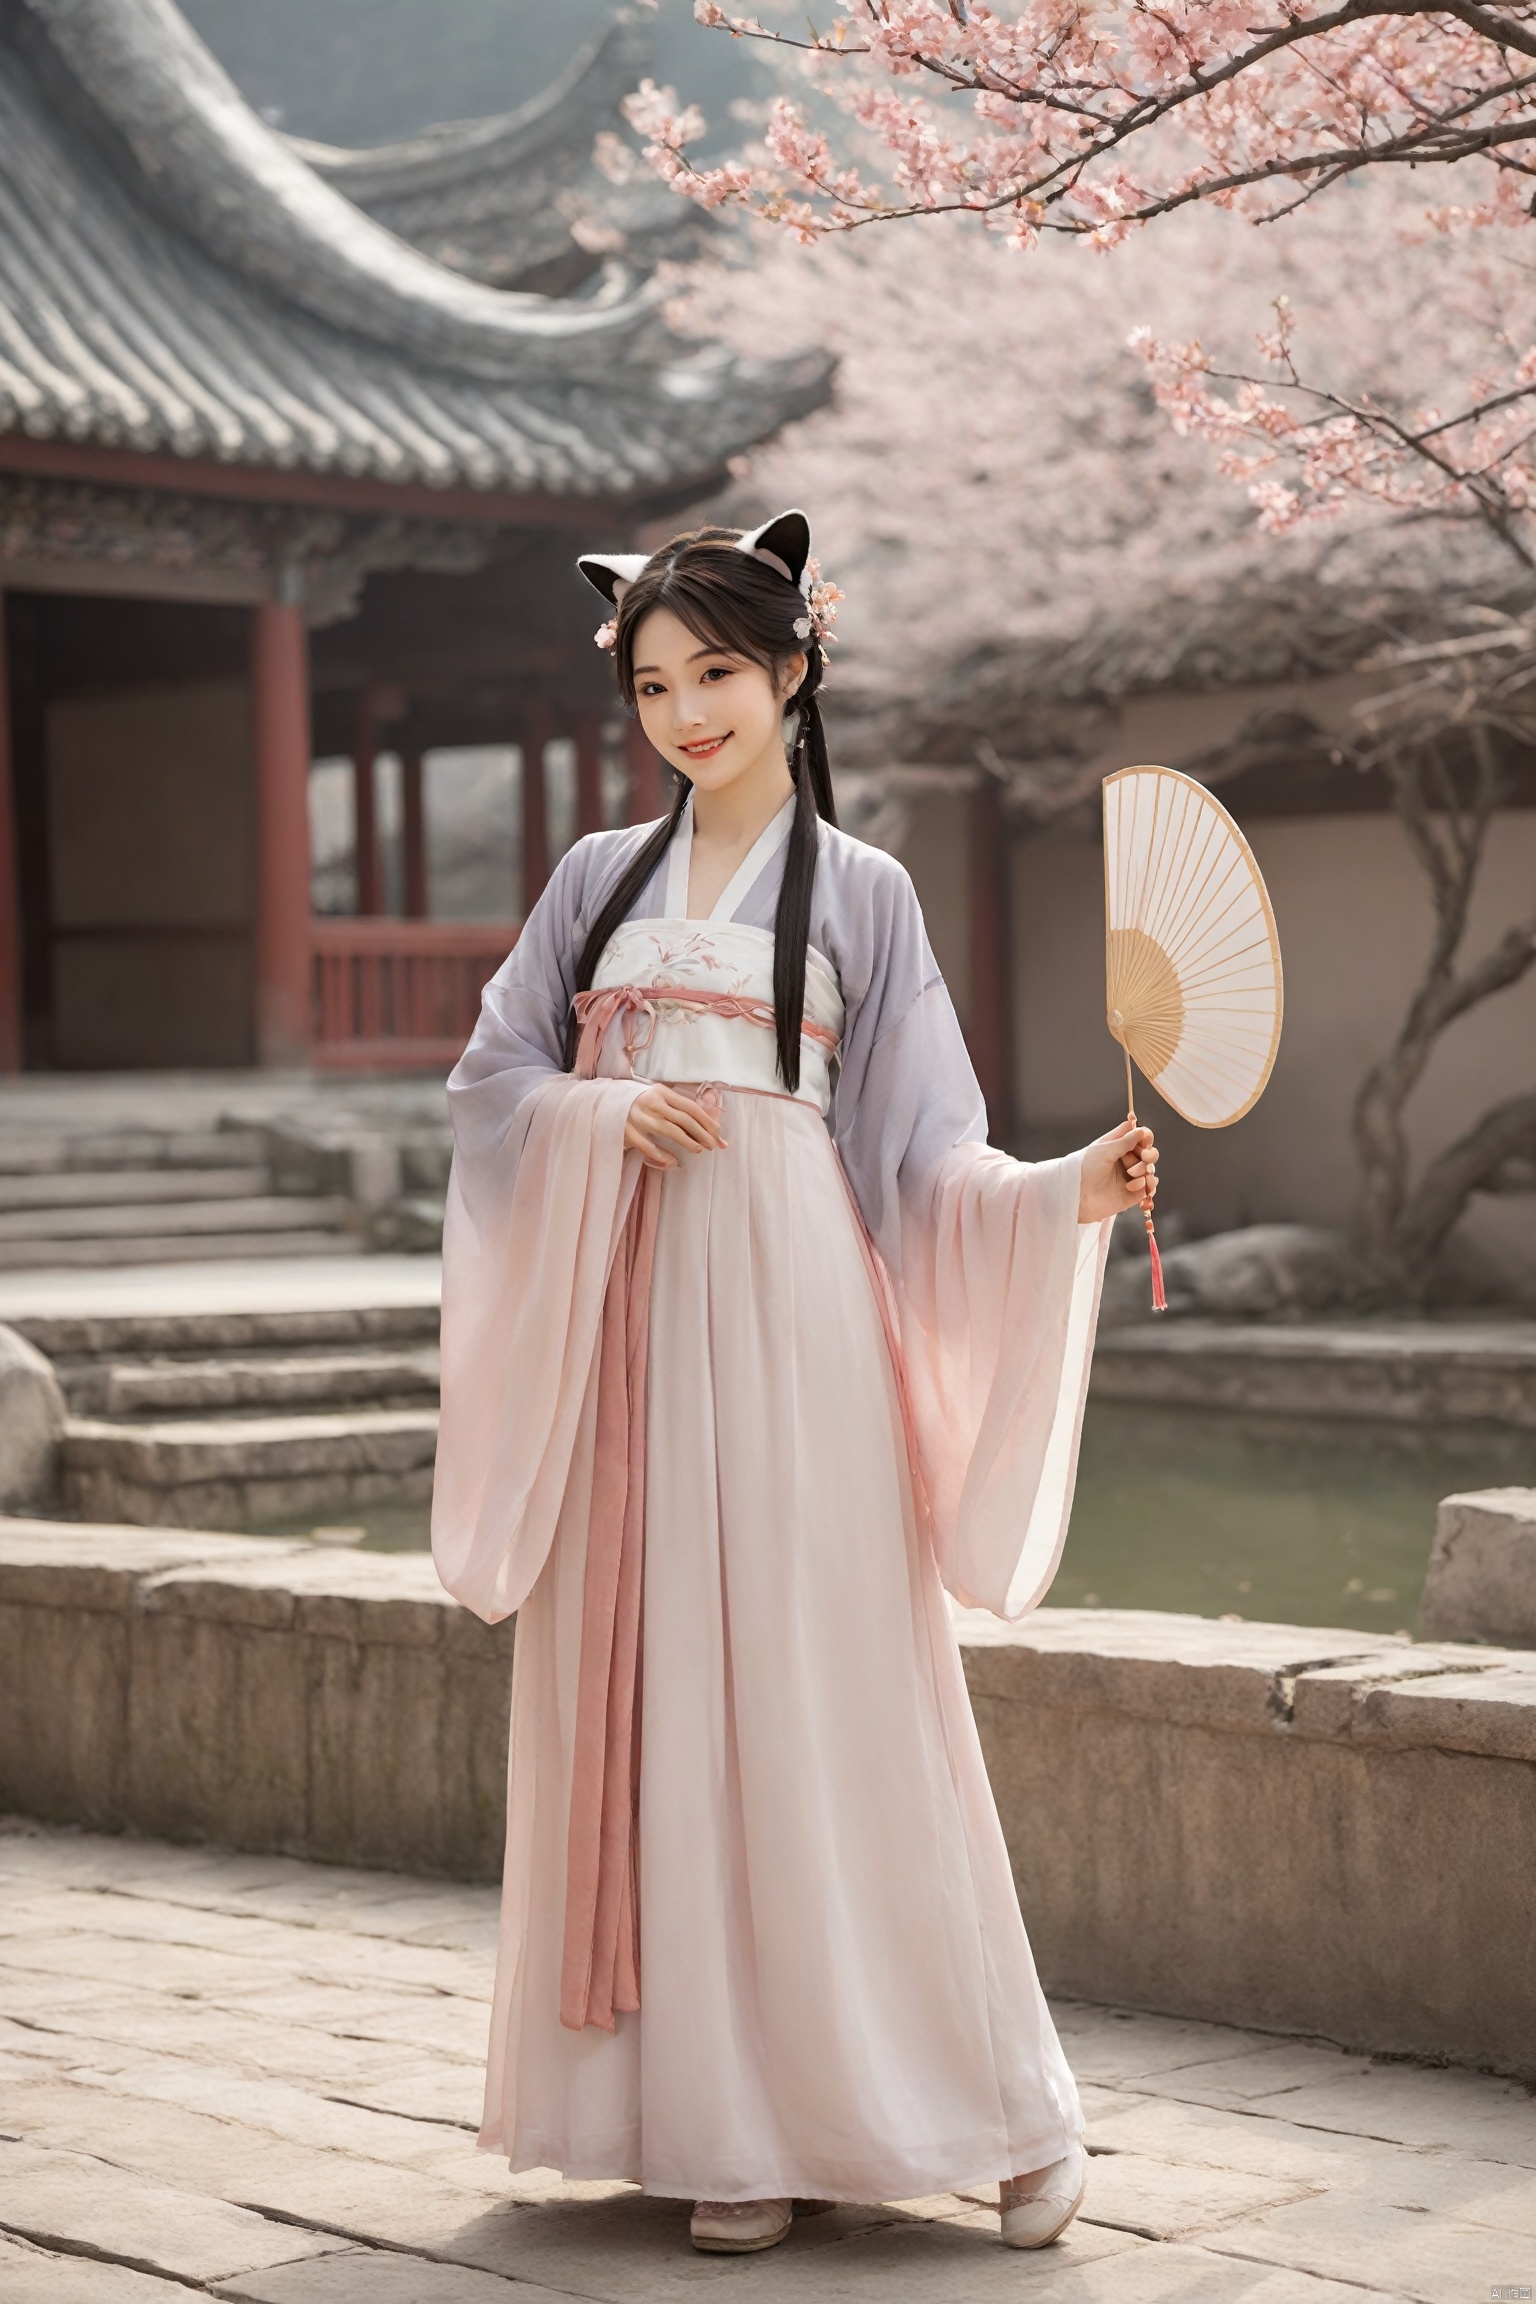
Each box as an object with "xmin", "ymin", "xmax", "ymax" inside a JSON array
[
  {"xmin": 1056, "ymin": 1401, "xmax": 1535, "ymax": 1635},
  {"xmin": 261, "ymin": 1404, "xmax": 1536, "ymax": 1638}
]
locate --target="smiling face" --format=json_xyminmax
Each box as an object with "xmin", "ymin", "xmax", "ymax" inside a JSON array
[{"xmin": 630, "ymin": 605, "xmax": 806, "ymax": 797}]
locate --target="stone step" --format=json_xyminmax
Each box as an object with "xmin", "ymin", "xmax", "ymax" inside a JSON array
[
  {"xmin": 0, "ymin": 1228, "xmax": 355, "ymax": 1272},
  {"xmin": 62, "ymin": 1407, "xmax": 441, "ymax": 1528},
  {"xmin": 0, "ymin": 1194, "xmax": 349, "ymax": 1244},
  {"xmin": 0, "ymin": 1166, "xmax": 272, "ymax": 1212},
  {"xmin": 97, "ymin": 1349, "xmax": 440, "ymax": 1416},
  {"xmin": 12, "ymin": 1297, "xmax": 439, "ymax": 1363},
  {"xmin": 0, "ymin": 1127, "xmax": 268, "ymax": 1175}
]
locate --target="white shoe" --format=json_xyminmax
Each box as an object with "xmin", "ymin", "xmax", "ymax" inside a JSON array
[
  {"xmin": 690, "ymin": 2197, "xmax": 793, "ymax": 2253},
  {"xmin": 999, "ymin": 2144, "xmax": 1087, "ymax": 2248}
]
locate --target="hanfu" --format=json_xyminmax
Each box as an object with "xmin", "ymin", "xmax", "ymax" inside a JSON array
[{"xmin": 432, "ymin": 790, "xmax": 1114, "ymax": 2205}]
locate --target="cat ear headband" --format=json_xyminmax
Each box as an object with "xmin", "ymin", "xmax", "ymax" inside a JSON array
[{"xmin": 576, "ymin": 510, "xmax": 839, "ymax": 652}]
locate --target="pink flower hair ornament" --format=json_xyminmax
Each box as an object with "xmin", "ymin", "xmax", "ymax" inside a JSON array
[{"xmin": 577, "ymin": 510, "xmax": 840, "ymax": 650}]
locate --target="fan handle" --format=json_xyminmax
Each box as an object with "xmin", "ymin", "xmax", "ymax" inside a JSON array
[{"xmin": 1109, "ymin": 1009, "xmax": 1166, "ymax": 1315}]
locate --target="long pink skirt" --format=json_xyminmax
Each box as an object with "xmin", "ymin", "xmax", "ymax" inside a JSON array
[{"xmin": 480, "ymin": 1088, "xmax": 1081, "ymax": 2201}]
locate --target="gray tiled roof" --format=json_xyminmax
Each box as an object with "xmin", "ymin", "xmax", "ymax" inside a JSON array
[
  {"xmin": 0, "ymin": 0, "xmax": 827, "ymax": 498},
  {"xmin": 290, "ymin": 14, "xmax": 707, "ymax": 295}
]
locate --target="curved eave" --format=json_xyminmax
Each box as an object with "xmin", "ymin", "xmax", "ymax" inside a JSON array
[
  {"xmin": 287, "ymin": 13, "xmax": 647, "ymax": 202},
  {"xmin": 0, "ymin": 431, "xmax": 710, "ymax": 526},
  {"xmin": 1, "ymin": 0, "xmax": 834, "ymax": 500},
  {"xmin": 22, "ymin": 0, "xmax": 653, "ymax": 382},
  {"xmin": 0, "ymin": 324, "xmax": 837, "ymax": 503}
]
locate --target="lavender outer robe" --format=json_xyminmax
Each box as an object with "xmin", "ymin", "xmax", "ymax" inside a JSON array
[{"xmin": 432, "ymin": 811, "xmax": 1113, "ymax": 2200}]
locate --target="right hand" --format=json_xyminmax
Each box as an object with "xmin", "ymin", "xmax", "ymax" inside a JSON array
[{"xmin": 622, "ymin": 1084, "xmax": 726, "ymax": 1170}]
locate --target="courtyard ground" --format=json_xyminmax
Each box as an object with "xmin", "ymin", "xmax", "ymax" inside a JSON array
[{"xmin": 0, "ymin": 1822, "xmax": 1532, "ymax": 2301}]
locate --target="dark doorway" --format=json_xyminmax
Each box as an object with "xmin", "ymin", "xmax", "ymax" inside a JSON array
[{"xmin": 4, "ymin": 591, "xmax": 256, "ymax": 1069}]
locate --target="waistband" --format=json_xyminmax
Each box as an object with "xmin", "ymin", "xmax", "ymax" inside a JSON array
[{"xmin": 572, "ymin": 982, "xmax": 840, "ymax": 1082}]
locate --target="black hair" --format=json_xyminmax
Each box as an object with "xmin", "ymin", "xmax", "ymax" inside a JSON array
[{"xmin": 569, "ymin": 524, "xmax": 837, "ymax": 1093}]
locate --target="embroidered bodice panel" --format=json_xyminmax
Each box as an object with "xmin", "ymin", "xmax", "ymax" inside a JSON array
[
  {"xmin": 583, "ymin": 793, "xmax": 845, "ymax": 1112},
  {"xmin": 589, "ymin": 922, "xmax": 844, "ymax": 1113}
]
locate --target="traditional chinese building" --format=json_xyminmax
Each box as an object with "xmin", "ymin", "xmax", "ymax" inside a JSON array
[{"xmin": 0, "ymin": 0, "xmax": 827, "ymax": 1073}]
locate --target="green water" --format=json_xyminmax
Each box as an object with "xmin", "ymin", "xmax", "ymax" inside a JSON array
[
  {"xmin": 260, "ymin": 1406, "xmax": 1536, "ymax": 1636},
  {"xmin": 1055, "ymin": 1402, "xmax": 1535, "ymax": 1635},
  {"xmin": 254, "ymin": 1497, "xmax": 432, "ymax": 1554}
]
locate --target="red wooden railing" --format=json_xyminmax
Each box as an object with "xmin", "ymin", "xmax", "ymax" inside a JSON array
[{"xmin": 310, "ymin": 918, "xmax": 518, "ymax": 1071}]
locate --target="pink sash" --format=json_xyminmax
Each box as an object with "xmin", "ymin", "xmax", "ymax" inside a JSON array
[
  {"xmin": 559, "ymin": 1161, "xmax": 658, "ymax": 2032},
  {"xmin": 572, "ymin": 982, "xmax": 839, "ymax": 1079}
]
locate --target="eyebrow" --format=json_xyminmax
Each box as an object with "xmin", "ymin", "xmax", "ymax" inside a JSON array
[{"xmin": 632, "ymin": 645, "xmax": 738, "ymax": 674}]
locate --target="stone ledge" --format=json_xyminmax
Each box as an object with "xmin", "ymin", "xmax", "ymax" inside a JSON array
[
  {"xmin": 1091, "ymin": 1317, "xmax": 1536, "ymax": 1426},
  {"xmin": 954, "ymin": 1604, "xmax": 1536, "ymax": 1759},
  {"xmin": 0, "ymin": 1518, "xmax": 510, "ymax": 1875},
  {"xmin": 1420, "ymin": 1485, "xmax": 1536, "ymax": 1645},
  {"xmin": 958, "ymin": 1607, "xmax": 1536, "ymax": 2079},
  {"xmin": 3, "ymin": 1522, "xmax": 1534, "ymax": 2076},
  {"xmin": 0, "ymin": 1521, "xmax": 305, "ymax": 1611}
]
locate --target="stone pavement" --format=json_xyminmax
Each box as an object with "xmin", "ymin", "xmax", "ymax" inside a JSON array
[{"xmin": 1, "ymin": 1823, "xmax": 1533, "ymax": 2304}]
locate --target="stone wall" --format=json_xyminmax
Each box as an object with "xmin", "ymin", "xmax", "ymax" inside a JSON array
[
  {"xmin": 0, "ymin": 1522, "xmax": 510, "ymax": 1878},
  {"xmin": 4, "ymin": 1519, "xmax": 1534, "ymax": 2076},
  {"xmin": 960, "ymin": 1605, "xmax": 1536, "ymax": 2082}
]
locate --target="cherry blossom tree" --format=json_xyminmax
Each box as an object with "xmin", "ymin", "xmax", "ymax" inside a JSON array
[
  {"xmin": 624, "ymin": 1, "xmax": 1536, "ymax": 553},
  {"xmin": 659, "ymin": 179, "xmax": 1516, "ymax": 730},
  {"xmin": 656, "ymin": 0, "xmax": 1536, "ymax": 249}
]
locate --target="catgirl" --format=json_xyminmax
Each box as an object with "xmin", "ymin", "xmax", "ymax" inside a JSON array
[{"xmin": 433, "ymin": 513, "xmax": 1158, "ymax": 2255}]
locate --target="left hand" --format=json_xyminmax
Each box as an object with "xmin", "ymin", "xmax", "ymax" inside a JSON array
[{"xmin": 1078, "ymin": 1120, "xmax": 1159, "ymax": 1224}]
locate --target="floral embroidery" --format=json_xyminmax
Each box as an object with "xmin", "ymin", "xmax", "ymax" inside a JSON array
[{"xmin": 591, "ymin": 922, "xmax": 844, "ymax": 1091}]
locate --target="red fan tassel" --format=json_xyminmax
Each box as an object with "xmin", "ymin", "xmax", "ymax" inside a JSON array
[
  {"xmin": 1121, "ymin": 1053, "xmax": 1165, "ymax": 1313},
  {"xmin": 1144, "ymin": 1210, "xmax": 1167, "ymax": 1314}
]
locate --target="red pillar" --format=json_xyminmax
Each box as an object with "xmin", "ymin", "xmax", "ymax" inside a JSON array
[
  {"xmin": 352, "ymin": 690, "xmax": 382, "ymax": 917},
  {"xmin": 624, "ymin": 718, "xmax": 666, "ymax": 825},
  {"xmin": 252, "ymin": 598, "xmax": 313, "ymax": 1068},
  {"xmin": 401, "ymin": 746, "xmax": 427, "ymax": 918},
  {"xmin": 521, "ymin": 703, "xmax": 553, "ymax": 915},
  {"xmin": 967, "ymin": 774, "xmax": 1014, "ymax": 1143},
  {"xmin": 0, "ymin": 596, "xmax": 21, "ymax": 1074},
  {"xmin": 574, "ymin": 712, "xmax": 604, "ymax": 839}
]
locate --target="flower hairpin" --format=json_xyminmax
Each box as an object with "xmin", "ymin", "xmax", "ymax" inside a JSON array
[
  {"xmin": 594, "ymin": 617, "xmax": 618, "ymax": 652},
  {"xmin": 798, "ymin": 557, "xmax": 844, "ymax": 650}
]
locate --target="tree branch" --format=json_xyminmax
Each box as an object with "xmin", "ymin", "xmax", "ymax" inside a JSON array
[{"xmin": 1397, "ymin": 1088, "xmax": 1536, "ymax": 1264}]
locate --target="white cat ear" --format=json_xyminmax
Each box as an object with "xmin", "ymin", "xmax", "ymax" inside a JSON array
[
  {"xmin": 576, "ymin": 552, "xmax": 651, "ymax": 606},
  {"xmin": 735, "ymin": 510, "xmax": 811, "ymax": 595}
]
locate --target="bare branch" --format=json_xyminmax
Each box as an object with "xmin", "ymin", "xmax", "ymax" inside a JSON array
[{"xmin": 1398, "ymin": 1088, "xmax": 1536, "ymax": 1262}]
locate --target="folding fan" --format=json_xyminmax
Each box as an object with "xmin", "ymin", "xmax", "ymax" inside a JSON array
[{"xmin": 1103, "ymin": 765, "xmax": 1283, "ymax": 1310}]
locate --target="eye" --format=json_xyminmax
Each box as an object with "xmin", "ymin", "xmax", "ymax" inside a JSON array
[
  {"xmin": 638, "ymin": 680, "xmax": 666, "ymax": 698},
  {"xmin": 701, "ymin": 665, "xmax": 732, "ymax": 683}
]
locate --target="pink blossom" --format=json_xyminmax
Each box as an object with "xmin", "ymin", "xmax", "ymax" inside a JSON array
[
  {"xmin": 642, "ymin": 1, "xmax": 1536, "ymax": 540},
  {"xmin": 656, "ymin": 179, "xmax": 1522, "ymax": 737}
]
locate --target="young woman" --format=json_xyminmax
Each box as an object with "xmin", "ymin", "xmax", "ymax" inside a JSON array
[{"xmin": 432, "ymin": 513, "xmax": 1158, "ymax": 2256}]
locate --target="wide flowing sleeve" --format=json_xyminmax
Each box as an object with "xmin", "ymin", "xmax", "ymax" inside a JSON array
[
  {"xmin": 430, "ymin": 835, "xmax": 651, "ymax": 1623},
  {"xmin": 826, "ymin": 841, "xmax": 1114, "ymax": 1622}
]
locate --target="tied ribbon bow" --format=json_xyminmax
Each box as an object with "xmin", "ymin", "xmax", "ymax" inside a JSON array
[
  {"xmin": 572, "ymin": 986, "xmax": 662, "ymax": 1079},
  {"xmin": 572, "ymin": 983, "xmax": 839, "ymax": 1080}
]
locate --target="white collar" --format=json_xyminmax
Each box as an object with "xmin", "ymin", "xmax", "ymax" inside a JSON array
[{"xmin": 663, "ymin": 791, "xmax": 798, "ymax": 924}]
